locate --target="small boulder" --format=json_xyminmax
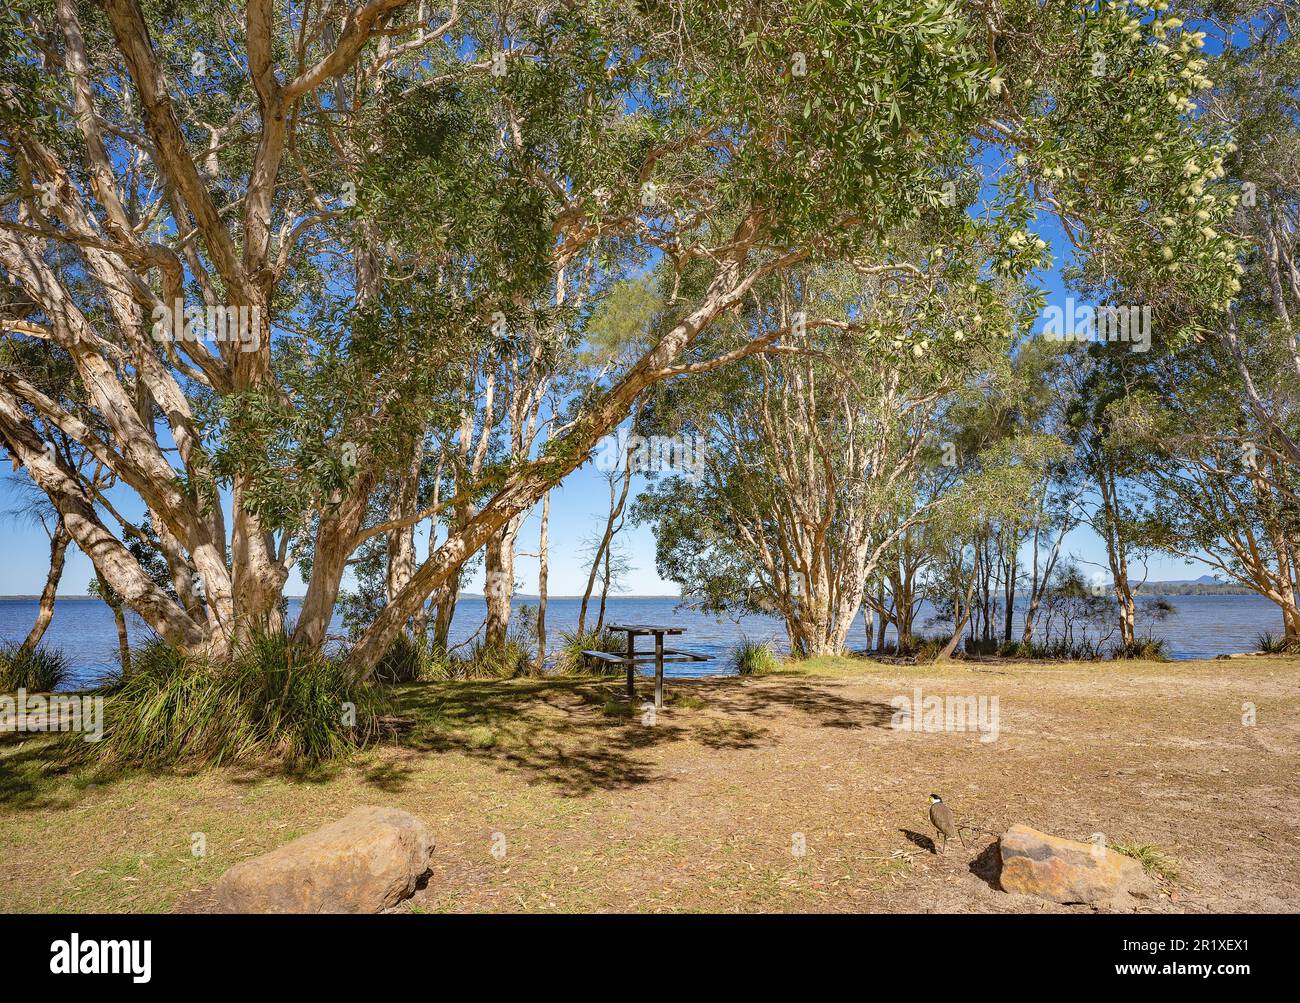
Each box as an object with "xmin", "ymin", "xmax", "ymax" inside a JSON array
[
  {"xmin": 998, "ymin": 824, "xmax": 1155, "ymax": 907},
  {"xmin": 214, "ymin": 806, "xmax": 433, "ymax": 914}
]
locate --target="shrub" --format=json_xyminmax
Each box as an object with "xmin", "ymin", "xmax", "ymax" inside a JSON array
[
  {"xmin": 1256, "ymin": 631, "xmax": 1300, "ymax": 654},
  {"xmin": 1011, "ymin": 638, "xmax": 1104, "ymax": 661},
  {"xmin": 1111, "ymin": 638, "xmax": 1169, "ymax": 661},
  {"xmin": 373, "ymin": 632, "xmax": 453, "ymax": 683},
  {"xmin": 552, "ymin": 628, "xmax": 627, "ymax": 676},
  {"xmin": 913, "ymin": 634, "xmax": 952, "ymax": 662},
  {"xmin": 91, "ymin": 635, "xmax": 177, "ymax": 696},
  {"xmin": 963, "ymin": 637, "xmax": 999, "ymax": 656},
  {"xmin": 460, "ymin": 637, "xmax": 532, "ymax": 679},
  {"xmin": 78, "ymin": 631, "xmax": 381, "ymax": 770},
  {"xmin": 730, "ymin": 637, "xmax": 778, "ymax": 676},
  {"xmin": 0, "ymin": 642, "xmax": 70, "ymax": 692}
]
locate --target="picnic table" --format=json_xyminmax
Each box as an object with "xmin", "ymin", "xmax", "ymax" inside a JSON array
[{"xmin": 582, "ymin": 623, "xmax": 710, "ymax": 709}]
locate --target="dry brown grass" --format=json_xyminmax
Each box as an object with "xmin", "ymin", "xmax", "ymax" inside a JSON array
[{"xmin": 2, "ymin": 655, "xmax": 1297, "ymax": 913}]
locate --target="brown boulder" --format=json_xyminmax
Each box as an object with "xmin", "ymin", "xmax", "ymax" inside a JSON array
[
  {"xmin": 998, "ymin": 824, "xmax": 1155, "ymax": 907},
  {"xmin": 214, "ymin": 807, "xmax": 434, "ymax": 913}
]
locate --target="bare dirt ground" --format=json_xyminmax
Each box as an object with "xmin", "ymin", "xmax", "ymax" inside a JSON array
[{"xmin": 2, "ymin": 655, "xmax": 1297, "ymax": 913}]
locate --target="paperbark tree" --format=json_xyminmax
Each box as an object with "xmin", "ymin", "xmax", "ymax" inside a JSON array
[{"xmin": 0, "ymin": 1, "xmax": 1240, "ymax": 678}]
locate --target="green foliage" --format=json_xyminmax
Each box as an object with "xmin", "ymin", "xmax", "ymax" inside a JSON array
[
  {"xmin": 1256, "ymin": 631, "xmax": 1300, "ymax": 655},
  {"xmin": 583, "ymin": 276, "xmax": 664, "ymax": 365},
  {"xmin": 2, "ymin": 0, "xmax": 1273, "ymax": 680},
  {"xmin": 1108, "ymin": 841, "xmax": 1179, "ymax": 883},
  {"xmin": 93, "ymin": 636, "xmax": 179, "ymax": 695},
  {"xmin": 913, "ymin": 635, "xmax": 953, "ymax": 662},
  {"xmin": 1111, "ymin": 638, "xmax": 1169, "ymax": 661},
  {"xmin": 1011, "ymin": 638, "xmax": 1106, "ymax": 661},
  {"xmin": 460, "ymin": 638, "xmax": 533, "ymax": 680},
  {"xmin": 552, "ymin": 628, "xmax": 626, "ymax": 676},
  {"xmin": 730, "ymin": 638, "xmax": 779, "ymax": 676},
  {"xmin": 77, "ymin": 633, "xmax": 381, "ymax": 770},
  {"xmin": 373, "ymin": 632, "xmax": 446, "ymax": 684},
  {"xmin": 0, "ymin": 642, "xmax": 69, "ymax": 692}
]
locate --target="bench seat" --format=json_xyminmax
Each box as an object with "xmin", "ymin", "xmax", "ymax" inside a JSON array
[
  {"xmin": 625, "ymin": 648, "xmax": 711, "ymax": 663},
  {"xmin": 579, "ymin": 649, "xmax": 633, "ymax": 665}
]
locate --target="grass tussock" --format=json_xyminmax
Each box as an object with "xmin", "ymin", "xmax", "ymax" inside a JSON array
[
  {"xmin": 552, "ymin": 628, "xmax": 627, "ymax": 676},
  {"xmin": 913, "ymin": 634, "xmax": 953, "ymax": 662},
  {"xmin": 374, "ymin": 632, "xmax": 456, "ymax": 683},
  {"xmin": 0, "ymin": 642, "xmax": 70, "ymax": 692},
  {"xmin": 75, "ymin": 631, "xmax": 381, "ymax": 770},
  {"xmin": 730, "ymin": 638, "xmax": 779, "ymax": 676},
  {"xmin": 1256, "ymin": 630, "xmax": 1300, "ymax": 655},
  {"xmin": 1111, "ymin": 638, "xmax": 1169, "ymax": 661},
  {"xmin": 459, "ymin": 637, "xmax": 533, "ymax": 679},
  {"xmin": 1109, "ymin": 841, "xmax": 1180, "ymax": 884}
]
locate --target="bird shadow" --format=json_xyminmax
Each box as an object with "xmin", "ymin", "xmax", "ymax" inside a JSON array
[{"xmin": 900, "ymin": 828, "xmax": 938, "ymax": 854}]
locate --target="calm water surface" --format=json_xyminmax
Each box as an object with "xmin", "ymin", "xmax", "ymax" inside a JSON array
[{"xmin": 0, "ymin": 593, "xmax": 1285, "ymax": 691}]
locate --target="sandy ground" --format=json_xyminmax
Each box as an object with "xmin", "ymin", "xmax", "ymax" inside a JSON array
[{"xmin": 1, "ymin": 655, "xmax": 1297, "ymax": 913}]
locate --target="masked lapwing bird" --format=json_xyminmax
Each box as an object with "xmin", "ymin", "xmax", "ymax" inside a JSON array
[{"xmin": 928, "ymin": 794, "xmax": 967, "ymax": 855}]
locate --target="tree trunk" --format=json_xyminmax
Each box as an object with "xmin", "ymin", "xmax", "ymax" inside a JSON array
[
  {"xmin": 483, "ymin": 516, "xmax": 522, "ymax": 649},
  {"xmin": 94, "ymin": 568, "xmax": 131, "ymax": 675},
  {"xmin": 112, "ymin": 601, "xmax": 131, "ymax": 674},
  {"xmin": 875, "ymin": 579, "xmax": 889, "ymax": 650},
  {"xmin": 22, "ymin": 518, "xmax": 71, "ymax": 651},
  {"xmin": 292, "ymin": 470, "xmax": 377, "ymax": 649},
  {"xmin": 535, "ymin": 490, "xmax": 549, "ymax": 673},
  {"xmin": 940, "ymin": 573, "xmax": 978, "ymax": 660},
  {"xmin": 1002, "ymin": 526, "xmax": 1017, "ymax": 642},
  {"xmin": 431, "ymin": 582, "xmax": 457, "ymax": 652},
  {"xmin": 595, "ymin": 534, "xmax": 613, "ymax": 632},
  {"xmin": 386, "ymin": 438, "xmax": 423, "ymax": 604}
]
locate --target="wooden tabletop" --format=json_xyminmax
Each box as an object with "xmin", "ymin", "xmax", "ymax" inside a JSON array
[{"xmin": 606, "ymin": 624, "xmax": 686, "ymax": 635}]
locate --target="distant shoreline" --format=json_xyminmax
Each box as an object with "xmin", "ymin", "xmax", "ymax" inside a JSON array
[
  {"xmin": 0, "ymin": 593, "xmax": 687, "ymax": 601},
  {"xmin": 0, "ymin": 588, "xmax": 1261, "ymax": 601}
]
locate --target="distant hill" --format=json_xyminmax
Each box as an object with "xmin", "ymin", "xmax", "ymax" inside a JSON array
[{"xmin": 1134, "ymin": 576, "xmax": 1256, "ymax": 595}]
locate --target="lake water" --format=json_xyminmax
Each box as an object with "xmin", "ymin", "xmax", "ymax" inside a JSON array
[{"xmin": 0, "ymin": 593, "xmax": 1287, "ymax": 691}]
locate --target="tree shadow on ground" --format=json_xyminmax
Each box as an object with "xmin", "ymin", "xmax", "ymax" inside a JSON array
[
  {"xmin": 0, "ymin": 731, "xmax": 80, "ymax": 810},
  {"xmin": 1, "ymin": 670, "xmax": 896, "ymax": 807},
  {"xmin": 0, "ymin": 719, "xmax": 358, "ymax": 812},
  {"xmin": 699, "ymin": 675, "xmax": 898, "ymax": 730},
  {"xmin": 385, "ymin": 671, "xmax": 895, "ymax": 797},
  {"xmin": 389, "ymin": 677, "xmax": 689, "ymax": 797}
]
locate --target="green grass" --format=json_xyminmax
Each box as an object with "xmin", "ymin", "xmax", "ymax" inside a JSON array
[
  {"xmin": 69, "ymin": 631, "xmax": 382, "ymax": 771},
  {"xmin": 373, "ymin": 632, "xmax": 454, "ymax": 683},
  {"xmin": 1109, "ymin": 841, "xmax": 1180, "ymax": 883},
  {"xmin": 2, "ymin": 654, "xmax": 1295, "ymax": 912},
  {"xmin": 1111, "ymin": 638, "xmax": 1170, "ymax": 661},
  {"xmin": 459, "ymin": 638, "xmax": 533, "ymax": 679},
  {"xmin": 0, "ymin": 642, "xmax": 70, "ymax": 692},
  {"xmin": 730, "ymin": 638, "xmax": 779, "ymax": 676},
  {"xmin": 1256, "ymin": 631, "xmax": 1300, "ymax": 655},
  {"xmin": 551, "ymin": 628, "xmax": 627, "ymax": 676}
]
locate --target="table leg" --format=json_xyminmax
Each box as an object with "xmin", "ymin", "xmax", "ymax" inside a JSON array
[
  {"xmin": 654, "ymin": 632, "xmax": 664, "ymax": 710},
  {"xmin": 625, "ymin": 632, "xmax": 635, "ymax": 700}
]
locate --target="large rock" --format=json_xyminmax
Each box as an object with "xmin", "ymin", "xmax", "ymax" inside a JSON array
[
  {"xmin": 998, "ymin": 824, "xmax": 1155, "ymax": 907},
  {"xmin": 214, "ymin": 807, "xmax": 434, "ymax": 914}
]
